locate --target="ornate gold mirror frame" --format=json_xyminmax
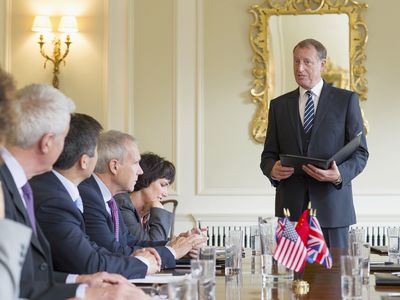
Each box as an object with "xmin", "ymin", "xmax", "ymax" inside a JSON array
[{"xmin": 249, "ymin": 0, "xmax": 368, "ymax": 143}]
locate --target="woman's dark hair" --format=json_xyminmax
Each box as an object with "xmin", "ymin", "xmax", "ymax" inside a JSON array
[{"xmin": 134, "ymin": 152, "xmax": 175, "ymax": 192}]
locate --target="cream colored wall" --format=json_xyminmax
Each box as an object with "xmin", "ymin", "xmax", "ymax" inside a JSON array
[
  {"xmin": 0, "ymin": 0, "xmax": 108, "ymax": 126},
  {"xmin": 1, "ymin": 0, "xmax": 399, "ymax": 233}
]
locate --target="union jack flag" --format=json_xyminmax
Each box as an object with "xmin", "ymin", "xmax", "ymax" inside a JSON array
[
  {"xmin": 306, "ymin": 214, "xmax": 332, "ymax": 269},
  {"xmin": 275, "ymin": 217, "xmax": 285, "ymax": 242},
  {"xmin": 273, "ymin": 218, "xmax": 308, "ymax": 272}
]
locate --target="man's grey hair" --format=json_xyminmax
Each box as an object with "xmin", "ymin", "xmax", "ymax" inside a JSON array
[
  {"xmin": 12, "ymin": 84, "xmax": 75, "ymax": 148},
  {"xmin": 293, "ymin": 38, "xmax": 327, "ymax": 60},
  {"xmin": 95, "ymin": 130, "xmax": 137, "ymax": 173}
]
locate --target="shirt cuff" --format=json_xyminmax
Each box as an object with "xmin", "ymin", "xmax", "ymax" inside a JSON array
[
  {"xmin": 166, "ymin": 246, "xmax": 176, "ymax": 259},
  {"xmin": 135, "ymin": 256, "xmax": 150, "ymax": 269},
  {"xmin": 75, "ymin": 284, "xmax": 88, "ymax": 299},
  {"xmin": 66, "ymin": 274, "xmax": 79, "ymax": 283}
]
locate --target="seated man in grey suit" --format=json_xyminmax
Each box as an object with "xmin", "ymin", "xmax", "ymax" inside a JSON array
[
  {"xmin": 114, "ymin": 152, "xmax": 175, "ymax": 241},
  {"xmin": 78, "ymin": 130, "xmax": 206, "ymax": 269},
  {"xmin": 0, "ymin": 185, "xmax": 31, "ymax": 300},
  {"xmin": 0, "ymin": 77, "xmax": 149, "ymax": 299},
  {"xmin": 30, "ymin": 113, "xmax": 161, "ymax": 278}
]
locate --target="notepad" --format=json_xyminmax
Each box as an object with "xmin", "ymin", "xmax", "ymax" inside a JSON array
[{"xmin": 280, "ymin": 132, "xmax": 362, "ymax": 172}]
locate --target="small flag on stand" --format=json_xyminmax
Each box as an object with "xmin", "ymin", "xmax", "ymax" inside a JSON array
[
  {"xmin": 295, "ymin": 206, "xmax": 311, "ymax": 267},
  {"xmin": 273, "ymin": 211, "xmax": 308, "ymax": 272},
  {"xmin": 306, "ymin": 209, "xmax": 332, "ymax": 269},
  {"xmin": 295, "ymin": 206, "xmax": 310, "ymax": 244},
  {"xmin": 275, "ymin": 217, "xmax": 285, "ymax": 242}
]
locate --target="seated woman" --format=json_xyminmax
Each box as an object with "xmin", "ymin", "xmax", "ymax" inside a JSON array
[{"xmin": 114, "ymin": 152, "xmax": 175, "ymax": 241}]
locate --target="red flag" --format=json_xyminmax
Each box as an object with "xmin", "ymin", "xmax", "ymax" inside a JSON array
[
  {"xmin": 273, "ymin": 218, "xmax": 307, "ymax": 272},
  {"xmin": 295, "ymin": 209, "xmax": 310, "ymax": 244}
]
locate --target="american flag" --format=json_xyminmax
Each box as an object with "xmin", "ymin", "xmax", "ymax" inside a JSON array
[
  {"xmin": 306, "ymin": 214, "xmax": 332, "ymax": 269},
  {"xmin": 273, "ymin": 218, "xmax": 307, "ymax": 272}
]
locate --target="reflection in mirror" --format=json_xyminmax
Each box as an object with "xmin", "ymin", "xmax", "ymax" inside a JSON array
[
  {"xmin": 269, "ymin": 14, "xmax": 349, "ymax": 98},
  {"xmin": 249, "ymin": 0, "xmax": 368, "ymax": 144}
]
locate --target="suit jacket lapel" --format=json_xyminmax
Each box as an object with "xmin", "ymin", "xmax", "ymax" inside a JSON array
[
  {"xmin": 286, "ymin": 89, "xmax": 303, "ymax": 154},
  {"xmin": 89, "ymin": 176, "xmax": 114, "ymax": 231},
  {"xmin": 0, "ymin": 163, "xmax": 47, "ymax": 258},
  {"xmin": 311, "ymin": 82, "xmax": 333, "ymax": 138}
]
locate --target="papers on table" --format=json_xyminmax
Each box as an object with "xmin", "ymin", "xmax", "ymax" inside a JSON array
[{"xmin": 128, "ymin": 273, "xmax": 191, "ymax": 284}]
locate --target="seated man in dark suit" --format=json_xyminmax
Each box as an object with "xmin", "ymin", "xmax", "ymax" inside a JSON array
[
  {"xmin": 114, "ymin": 152, "xmax": 175, "ymax": 241},
  {"xmin": 0, "ymin": 77, "xmax": 149, "ymax": 299},
  {"xmin": 79, "ymin": 130, "xmax": 206, "ymax": 269},
  {"xmin": 30, "ymin": 113, "xmax": 161, "ymax": 278}
]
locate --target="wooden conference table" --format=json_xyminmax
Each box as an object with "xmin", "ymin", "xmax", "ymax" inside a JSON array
[{"xmin": 211, "ymin": 249, "xmax": 400, "ymax": 299}]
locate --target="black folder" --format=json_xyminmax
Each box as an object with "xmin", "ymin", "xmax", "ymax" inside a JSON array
[
  {"xmin": 375, "ymin": 273, "xmax": 400, "ymax": 286},
  {"xmin": 280, "ymin": 132, "xmax": 362, "ymax": 171}
]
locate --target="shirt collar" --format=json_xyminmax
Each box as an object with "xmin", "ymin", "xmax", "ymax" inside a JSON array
[
  {"xmin": 0, "ymin": 147, "xmax": 28, "ymax": 192},
  {"xmin": 92, "ymin": 173, "xmax": 112, "ymax": 205},
  {"xmin": 299, "ymin": 78, "xmax": 324, "ymax": 98},
  {"xmin": 52, "ymin": 169, "xmax": 83, "ymax": 213}
]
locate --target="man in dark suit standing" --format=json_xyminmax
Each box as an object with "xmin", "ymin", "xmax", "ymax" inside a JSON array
[
  {"xmin": 260, "ymin": 39, "xmax": 369, "ymax": 248},
  {"xmin": 30, "ymin": 113, "xmax": 161, "ymax": 278},
  {"xmin": 0, "ymin": 81, "xmax": 150, "ymax": 299},
  {"xmin": 78, "ymin": 130, "xmax": 205, "ymax": 268}
]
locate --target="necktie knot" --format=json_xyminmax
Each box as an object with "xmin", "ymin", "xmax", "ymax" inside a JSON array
[
  {"xmin": 304, "ymin": 90, "xmax": 315, "ymax": 134},
  {"xmin": 22, "ymin": 182, "xmax": 37, "ymax": 235},
  {"xmin": 107, "ymin": 197, "xmax": 120, "ymax": 242}
]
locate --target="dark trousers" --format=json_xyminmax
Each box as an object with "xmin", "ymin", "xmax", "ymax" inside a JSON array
[{"xmin": 322, "ymin": 227, "xmax": 349, "ymax": 249}]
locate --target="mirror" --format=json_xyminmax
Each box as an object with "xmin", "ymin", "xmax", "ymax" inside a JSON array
[{"xmin": 249, "ymin": 0, "xmax": 368, "ymax": 143}]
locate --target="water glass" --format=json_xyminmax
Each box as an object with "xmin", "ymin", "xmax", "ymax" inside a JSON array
[
  {"xmin": 259, "ymin": 219, "xmax": 294, "ymax": 283},
  {"xmin": 225, "ymin": 273, "xmax": 241, "ymax": 300},
  {"xmin": 387, "ymin": 227, "xmax": 400, "ymax": 258},
  {"xmin": 348, "ymin": 228, "xmax": 365, "ymax": 254},
  {"xmin": 340, "ymin": 255, "xmax": 363, "ymax": 299},
  {"xmin": 191, "ymin": 259, "xmax": 215, "ymax": 300},
  {"xmin": 351, "ymin": 242, "xmax": 370, "ymax": 285},
  {"xmin": 199, "ymin": 246, "xmax": 217, "ymax": 261},
  {"xmin": 168, "ymin": 278, "xmax": 198, "ymax": 300},
  {"xmin": 250, "ymin": 225, "xmax": 261, "ymax": 256},
  {"xmin": 225, "ymin": 232, "xmax": 243, "ymax": 276}
]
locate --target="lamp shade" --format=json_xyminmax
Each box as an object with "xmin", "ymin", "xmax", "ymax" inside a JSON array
[
  {"xmin": 58, "ymin": 16, "xmax": 79, "ymax": 33},
  {"xmin": 32, "ymin": 16, "xmax": 52, "ymax": 32}
]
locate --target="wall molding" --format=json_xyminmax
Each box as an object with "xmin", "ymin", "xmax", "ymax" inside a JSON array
[
  {"xmin": 0, "ymin": 0, "xmax": 12, "ymax": 70},
  {"xmin": 195, "ymin": 0, "xmax": 205, "ymax": 195}
]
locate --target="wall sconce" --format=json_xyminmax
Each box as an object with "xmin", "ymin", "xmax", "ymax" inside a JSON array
[{"xmin": 32, "ymin": 16, "xmax": 79, "ymax": 88}]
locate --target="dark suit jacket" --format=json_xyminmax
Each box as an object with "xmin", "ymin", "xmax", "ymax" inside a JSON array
[
  {"xmin": 260, "ymin": 83, "xmax": 369, "ymax": 228},
  {"xmin": 79, "ymin": 176, "xmax": 176, "ymax": 269},
  {"xmin": 114, "ymin": 192, "xmax": 172, "ymax": 241},
  {"xmin": 0, "ymin": 162, "xmax": 78, "ymax": 300},
  {"xmin": 30, "ymin": 171, "xmax": 148, "ymax": 279}
]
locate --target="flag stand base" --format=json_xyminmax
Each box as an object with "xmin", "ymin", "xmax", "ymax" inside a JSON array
[{"xmin": 293, "ymin": 279, "xmax": 309, "ymax": 295}]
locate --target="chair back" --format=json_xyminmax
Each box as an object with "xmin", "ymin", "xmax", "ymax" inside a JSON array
[{"xmin": 160, "ymin": 199, "xmax": 178, "ymax": 239}]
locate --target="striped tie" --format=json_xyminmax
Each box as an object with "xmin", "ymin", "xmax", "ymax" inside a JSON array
[
  {"xmin": 107, "ymin": 197, "xmax": 120, "ymax": 242},
  {"xmin": 304, "ymin": 90, "xmax": 315, "ymax": 134}
]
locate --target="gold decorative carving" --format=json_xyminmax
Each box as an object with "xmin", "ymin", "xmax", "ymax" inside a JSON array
[
  {"xmin": 249, "ymin": 0, "xmax": 368, "ymax": 143},
  {"xmin": 322, "ymin": 57, "xmax": 349, "ymax": 90}
]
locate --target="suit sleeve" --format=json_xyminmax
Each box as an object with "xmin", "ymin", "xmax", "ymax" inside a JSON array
[
  {"xmin": 260, "ymin": 100, "xmax": 280, "ymax": 187},
  {"xmin": 336, "ymin": 92, "xmax": 369, "ymax": 188},
  {"xmin": 0, "ymin": 219, "xmax": 31, "ymax": 300}
]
